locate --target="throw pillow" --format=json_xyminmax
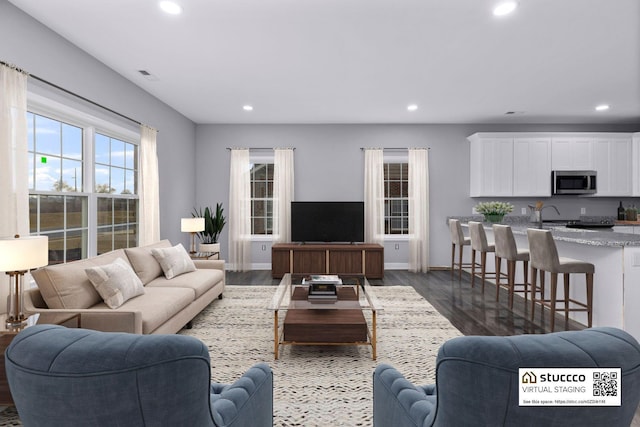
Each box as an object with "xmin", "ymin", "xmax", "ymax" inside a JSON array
[
  {"xmin": 85, "ymin": 258, "xmax": 145, "ymax": 309},
  {"xmin": 151, "ymin": 243, "xmax": 196, "ymax": 280}
]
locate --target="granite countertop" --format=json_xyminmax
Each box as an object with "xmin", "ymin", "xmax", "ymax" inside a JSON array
[{"xmin": 447, "ymin": 215, "xmax": 640, "ymax": 248}]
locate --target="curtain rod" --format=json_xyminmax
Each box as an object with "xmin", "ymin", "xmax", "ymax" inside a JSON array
[
  {"xmin": 226, "ymin": 147, "xmax": 296, "ymax": 150},
  {"xmin": 360, "ymin": 147, "xmax": 430, "ymax": 150},
  {"xmin": 1, "ymin": 60, "xmax": 146, "ymax": 129}
]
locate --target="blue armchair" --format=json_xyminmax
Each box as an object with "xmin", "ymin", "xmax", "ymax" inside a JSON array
[
  {"xmin": 374, "ymin": 327, "xmax": 640, "ymax": 427},
  {"xmin": 5, "ymin": 325, "xmax": 273, "ymax": 427}
]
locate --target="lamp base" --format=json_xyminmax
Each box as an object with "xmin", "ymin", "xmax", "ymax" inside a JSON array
[{"xmin": 6, "ymin": 314, "xmax": 28, "ymax": 330}]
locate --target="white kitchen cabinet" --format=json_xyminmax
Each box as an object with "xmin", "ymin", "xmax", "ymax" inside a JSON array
[
  {"xmin": 469, "ymin": 135, "xmax": 513, "ymax": 197},
  {"xmin": 632, "ymin": 133, "xmax": 640, "ymax": 196},
  {"xmin": 512, "ymin": 137, "xmax": 552, "ymax": 197},
  {"xmin": 551, "ymin": 137, "xmax": 593, "ymax": 170},
  {"xmin": 592, "ymin": 137, "xmax": 632, "ymax": 196}
]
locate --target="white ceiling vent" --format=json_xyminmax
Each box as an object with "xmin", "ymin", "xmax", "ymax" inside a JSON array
[{"xmin": 137, "ymin": 70, "xmax": 159, "ymax": 81}]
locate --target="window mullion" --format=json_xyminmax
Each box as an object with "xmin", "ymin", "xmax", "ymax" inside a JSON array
[{"xmin": 85, "ymin": 126, "xmax": 98, "ymax": 258}]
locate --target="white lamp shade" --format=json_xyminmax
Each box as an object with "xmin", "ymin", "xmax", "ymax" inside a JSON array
[
  {"xmin": 0, "ymin": 236, "xmax": 49, "ymax": 271},
  {"xmin": 181, "ymin": 217, "xmax": 205, "ymax": 233}
]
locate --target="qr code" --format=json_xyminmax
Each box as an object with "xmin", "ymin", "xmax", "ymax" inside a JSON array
[{"xmin": 593, "ymin": 371, "xmax": 618, "ymax": 397}]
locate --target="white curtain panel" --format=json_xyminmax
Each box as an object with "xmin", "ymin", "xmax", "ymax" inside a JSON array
[
  {"xmin": 0, "ymin": 64, "xmax": 29, "ymax": 239},
  {"xmin": 138, "ymin": 125, "xmax": 160, "ymax": 246},
  {"xmin": 408, "ymin": 148, "xmax": 430, "ymax": 272},
  {"xmin": 229, "ymin": 149, "xmax": 252, "ymax": 271},
  {"xmin": 0, "ymin": 64, "xmax": 29, "ymax": 315},
  {"xmin": 364, "ymin": 149, "xmax": 385, "ymax": 245},
  {"xmin": 273, "ymin": 148, "xmax": 295, "ymax": 244}
]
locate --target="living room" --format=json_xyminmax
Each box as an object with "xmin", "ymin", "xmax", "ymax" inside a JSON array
[{"xmin": 2, "ymin": 0, "xmax": 640, "ymax": 425}]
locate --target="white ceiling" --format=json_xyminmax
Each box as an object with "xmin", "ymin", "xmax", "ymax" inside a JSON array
[{"xmin": 9, "ymin": 0, "xmax": 640, "ymax": 125}]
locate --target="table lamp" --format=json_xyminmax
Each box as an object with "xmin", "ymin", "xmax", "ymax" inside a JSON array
[
  {"xmin": 0, "ymin": 235, "xmax": 49, "ymax": 329},
  {"xmin": 181, "ymin": 218, "xmax": 205, "ymax": 254}
]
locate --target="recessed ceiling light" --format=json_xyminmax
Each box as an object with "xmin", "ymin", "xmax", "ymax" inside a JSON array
[
  {"xmin": 407, "ymin": 104, "xmax": 418, "ymax": 112},
  {"xmin": 595, "ymin": 104, "xmax": 610, "ymax": 111},
  {"xmin": 493, "ymin": 1, "xmax": 518, "ymax": 16},
  {"xmin": 243, "ymin": 105, "xmax": 254, "ymax": 111},
  {"xmin": 159, "ymin": 1, "xmax": 182, "ymax": 15}
]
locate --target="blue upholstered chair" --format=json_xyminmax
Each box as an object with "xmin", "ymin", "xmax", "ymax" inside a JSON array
[
  {"xmin": 5, "ymin": 325, "xmax": 273, "ymax": 427},
  {"xmin": 374, "ymin": 327, "xmax": 640, "ymax": 427}
]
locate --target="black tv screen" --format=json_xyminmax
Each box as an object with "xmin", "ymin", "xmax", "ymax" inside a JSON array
[{"xmin": 291, "ymin": 201, "xmax": 364, "ymax": 243}]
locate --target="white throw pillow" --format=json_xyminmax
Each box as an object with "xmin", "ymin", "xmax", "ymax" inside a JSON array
[
  {"xmin": 151, "ymin": 243, "xmax": 196, "ymax": 280},
  {"xmin": 85, "ymin": 258, "xmax": 145, "ymax": 309}
]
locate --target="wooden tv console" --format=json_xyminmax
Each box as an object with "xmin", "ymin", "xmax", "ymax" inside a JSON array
[{"xmin": 271, "ymin": 243, "xmax": 384, "ymax": 279}]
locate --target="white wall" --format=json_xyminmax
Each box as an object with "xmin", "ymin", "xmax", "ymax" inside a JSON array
[{"xmin": 196, "ymin": 123, "xmax": 639, "ymax": 270}]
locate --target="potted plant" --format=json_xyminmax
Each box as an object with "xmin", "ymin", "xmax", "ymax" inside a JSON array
[
  {"xmin": 474, "ymin": 201, "xmax": 514, "ymax": 223},
  {"xmin": 192, "ymin": 203, "xmax": 226, "ymax": 253}
]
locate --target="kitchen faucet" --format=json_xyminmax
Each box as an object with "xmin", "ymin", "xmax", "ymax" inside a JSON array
[{"xmin": 529, "ymin": 204, "xmax": 561, "ymax": 229}]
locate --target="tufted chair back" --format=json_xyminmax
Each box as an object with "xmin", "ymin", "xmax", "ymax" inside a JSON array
[{"xmin": 5, "ymin": 325, "xmax": 273, "ymax": 427}]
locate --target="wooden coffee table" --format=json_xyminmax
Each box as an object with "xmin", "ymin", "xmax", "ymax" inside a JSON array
[{"xmin": 267, "ymin": 274, "xmax": 382, "ymax": 360}]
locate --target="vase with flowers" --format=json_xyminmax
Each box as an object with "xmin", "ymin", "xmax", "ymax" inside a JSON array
[{"xmin": 474, "ymin": 201, "xmax": 514, "ymax": 223}]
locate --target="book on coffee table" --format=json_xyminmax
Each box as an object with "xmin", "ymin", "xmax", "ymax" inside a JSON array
[{"xmin": 307, "ymin": 275, "xmax": 341, "ymax": 284}]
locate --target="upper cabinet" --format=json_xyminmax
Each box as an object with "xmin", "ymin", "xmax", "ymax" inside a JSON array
[
  {"xmin": 551, "ymin": 137, "xmax": 593, "ymax": 170},
  {"xmin": 469, "ymin": 135, "xmax": 513, "ymax": 197},
  {"xmin": 592, "ymin": 137, "xmax": 632, "ymax": 197},
  {"xmin": 469, "ymin": 134, "xmax": 551, "ymax": 197},
  {"xmin": 632, "ymin": 133, "xmax": 640, "ymax": 196},
  {"xmin": 469, "ymin": 132, "xmax": 633, "ymax": 198}
]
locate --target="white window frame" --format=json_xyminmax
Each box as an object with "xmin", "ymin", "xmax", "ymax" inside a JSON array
[
  {"xmin": 384, "ymin": 152, "xmax": 410, "ymax": 238},
  {"xmin": 27, "ymin": 92, "xmax": 140, "ymax": 259},
  {"xmin": 249, "ymin": 152, "xmax": 275, "ymax": 238}
]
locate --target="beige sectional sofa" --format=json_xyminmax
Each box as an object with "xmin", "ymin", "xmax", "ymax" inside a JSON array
[{"xmin": 25, "ymin": 240, "xmax": 225, "ymax": 334}]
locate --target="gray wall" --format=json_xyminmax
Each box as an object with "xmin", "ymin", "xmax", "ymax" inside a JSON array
[
  {"xmin": 196, "ymin": 123, "xmax": 640, "ymax": 269},
  {"xmin": 0, "ymin": 0, "xmax": 196, "ymax": 246}
]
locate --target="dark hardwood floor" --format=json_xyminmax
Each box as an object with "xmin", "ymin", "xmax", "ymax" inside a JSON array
[{"xmin": 225, "ymin": 269, "xmax": 585, "ymax": 337}]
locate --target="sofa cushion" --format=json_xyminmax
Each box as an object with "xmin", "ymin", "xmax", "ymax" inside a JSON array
[
  {"xmin": 125, "ymin": 240, "xmax": 172, "ymax": 285},
  {"xmin": 151, "ymin": 244, "xmax": 196, "ymax": 280},
  {"xmin": 31, "ymin": 249, "xmax": 129, "ymax": 310},
  {"xmin": 85, "ymin": 258, "xmax": 145, "ymax": 309},
  {"xmin": 146, "ymin": 268, "xmax": 224, "ymax": 299},
  {"xmin": 90, "ymin": 287, "xmax": 195, "ymax": 334}
]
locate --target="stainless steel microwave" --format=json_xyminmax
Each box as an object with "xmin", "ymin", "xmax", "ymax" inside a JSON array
[{"xmin": 552, "ymin": 170, "xmax": 597, "ymax": 195}]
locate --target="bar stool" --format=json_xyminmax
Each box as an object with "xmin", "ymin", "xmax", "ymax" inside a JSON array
[
  {"xmin": 449, "ymin": 219, "xmax": 471, "ymax": 280},
  {"xmin": 527, "ymin": 228, "xmax": 594, "ymax": 332},
  {"xmin": 492, "ymin": 224, "xmax": 529, "ymax": 309},
  {"xmin": 468, "ymin": 221, "xmax": 505, "ymax": 290}
]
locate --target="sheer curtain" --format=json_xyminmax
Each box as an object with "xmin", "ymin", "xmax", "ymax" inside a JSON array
[
  {"xmin": 0, "ymin": 64, "xmax": 29, "ymax": 315},
  {"xmin": 408, "ymin": 148, "xmax": 430, "ymax": 272},
  {"xmin": 273, "ymin": 148, "xmax": 294, "ymax": 244},
  {"xmin": 364, "ymin": 149, "xmax": 385, "ymax": 245},
  {"xmin": 0, "ymin": 64, "xmax": 29, "ymax": 239},
  {"xmin": 138, "ymin": 125, "xmax": 160, "ymax": 245},
  {"xmin": 229, "ymin": 149, "xmax": 252, "ymax": 271}
]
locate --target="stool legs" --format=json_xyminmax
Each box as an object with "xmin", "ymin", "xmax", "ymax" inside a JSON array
[
  {"xmin": 496, "ymin": 259, "xmax": 528, "ymax": 309},
  {"xmin": 450, "ymin": 243, "xmax": 456, "ymax": 279},
  {"xmin": 451, "ymin": 243, "xmax": 469, "ymax": 281},
  {"xmin": 532, "ymin": 270, "xmax": 593, "ymax": 331}
]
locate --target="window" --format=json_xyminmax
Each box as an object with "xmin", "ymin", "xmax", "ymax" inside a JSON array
[
  {"xmin": 384, "ymin": 162, "xmax": 409, "ymax": 235},
  {"xmin": 250, "ymin": 163, "xmax": 273, "ymax": 235},
  {"xmin": 94, "ymin": 133, "xmax": 139, "ymax": 255},
  {"xmin": 27, "ymin": 110, "xmax": 139, "ymax": 263}
]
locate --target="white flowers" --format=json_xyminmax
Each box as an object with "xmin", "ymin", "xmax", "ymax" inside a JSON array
[{"xmin": 474, "ymin": 201, "xmax": 514, "ymax": 215}]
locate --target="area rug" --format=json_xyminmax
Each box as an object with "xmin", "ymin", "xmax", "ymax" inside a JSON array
[
  {"xmin": 0, "ymin": 285, "xmax": 462, "ymax": 426},
  {"xmin": 183, "ymin": 285, "xmax": 462, "ymax": 426}
]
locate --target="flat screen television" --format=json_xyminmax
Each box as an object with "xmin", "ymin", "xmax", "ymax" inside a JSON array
[{"xmin": 291, "ymin": 201, "xmax": 364, "ymax": 243}]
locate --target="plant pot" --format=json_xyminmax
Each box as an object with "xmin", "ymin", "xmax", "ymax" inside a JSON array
[
  {"xmin": 199, "ymin": 243, "xmax": 220, "ymax": 254},
  {"xmin": 484, "ymin": 214, "xmax": 504, "ymax": 223}
]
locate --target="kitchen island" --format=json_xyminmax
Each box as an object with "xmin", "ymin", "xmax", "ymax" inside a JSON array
[{"xmin": 448, "ymin": 216, "xmax": 640, "ymax": 341}]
